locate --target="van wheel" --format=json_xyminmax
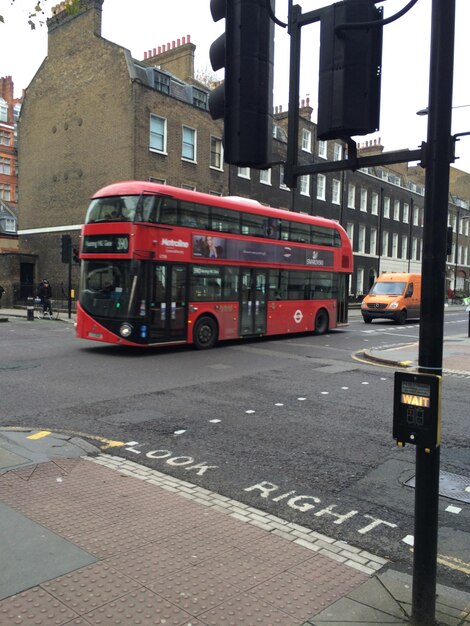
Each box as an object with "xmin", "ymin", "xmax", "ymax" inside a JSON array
[
  {"xmin": 362, "ymin": 316, "xmax": 373, "ymax": 324},
  {"xmin": 314, "ymin": 308, "xmax": 329, "ymax": 335},
  {"xmin": 396, "ymin": 310, "xmax": 407, "ymax": 325},
  {"xmin": 193, "ymin": 316, "xmax": 218, "ymax": 350}
]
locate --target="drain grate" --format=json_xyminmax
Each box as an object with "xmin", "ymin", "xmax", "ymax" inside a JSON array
[{"xmin": 404, "ymin": 470, "xmax": 470, "ymax": 504}]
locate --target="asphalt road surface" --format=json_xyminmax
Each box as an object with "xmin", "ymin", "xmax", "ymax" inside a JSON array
[{"xmin": 1, "ymin": 310, "xmax": 468, "ymax": 590}]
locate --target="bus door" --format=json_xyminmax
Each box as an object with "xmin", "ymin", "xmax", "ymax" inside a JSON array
[
  {"xmin": 240, "ymin": 269, "xmax": 267, "ymax": 336},
  {"xmin": 149, "ymin": 264, "xmax": 187, "ymax": 342}
]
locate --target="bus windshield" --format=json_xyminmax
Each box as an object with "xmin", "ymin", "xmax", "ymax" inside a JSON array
[
  {"xmin": 79, "ymin": 260, "xmax": 143, "ymax": 318},
  {"xmin": 370, "ymin": 281, "xmax": 406, "ymax": 296},
  {"xmin": 85, "ymin": 195, "xmax": 159, "ymax": 223}
]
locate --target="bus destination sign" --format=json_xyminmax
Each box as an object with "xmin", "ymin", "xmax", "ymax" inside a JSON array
[{"xmin": 83, "ymin": 235, "xmax": 129, "ymax": 254}]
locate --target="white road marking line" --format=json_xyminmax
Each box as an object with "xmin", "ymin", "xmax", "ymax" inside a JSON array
[{"xmin": 445, "ymin": 505, "xmax": 462, "ymax": 514}]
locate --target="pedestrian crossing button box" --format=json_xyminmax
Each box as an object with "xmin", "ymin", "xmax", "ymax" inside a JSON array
[{"xmin": 393, "ymin": 371, "xmax": 441, "ymax": 449}]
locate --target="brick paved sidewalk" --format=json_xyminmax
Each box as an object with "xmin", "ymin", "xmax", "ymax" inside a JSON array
[{"xmin": 0, "ymin": 454, "xmax": 384, "ymax": 626}]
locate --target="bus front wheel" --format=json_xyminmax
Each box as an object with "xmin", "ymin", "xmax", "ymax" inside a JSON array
[
  {"xmin": 193, "ymin": 316, "xmax": 218, "ymax": 350},
  {"xmin": 314, "ymin": 308, "xmax": 329, "ymax": 335}
]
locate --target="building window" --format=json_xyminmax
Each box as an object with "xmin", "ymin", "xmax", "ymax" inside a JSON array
[
  {"xmin": 0, "ymin": 131, "xmax": 11, "ymax": 146},
  {"xmin": 182, "ymin": 126, "xmax": 197, "ymax": 162},
  {"xmin": 301, "ymin": 129, "xmax": 312, "ymax": 152},
  {"xmin": 393, "ymin": 200, "xmax": 400, "ymax": 221},
  {"xmin": 149, "ymin": 177, "xmax": 166, "ymax": 184},
  {"xmin": 316, "ymin": 174, "xmax": 326, "ymax": 200},
  {"xmin": 403, "ymin": 202, "xmax": 409, "ymax": 223},
  {"xmin": 412, "ymin": 237, "xmax": 419, "ymax": 260},
  {"xmin": 402, "ymin": 235, "xmax": 408, "ymax": 260},
  {"xmin": 238, "ymin": 167, "xmax": 251, "ymax": 179},
  {"xmin": 346, "ymin": 222, "xmax": 354, "ymax": 246},
  {"xmin": 383, "ymin": 196, "xmax": 390, "ymax": 219},
  {"xmin": 4, "ymin": 217, "xmax": 16, "ymax": 232},
  {"xmin": 358, "ymin": 225, "xmax": 366, "ymax": 253},
  {"xmin": 299, "ymin": 175, "xmax": 310, "ymax": 196},
  {"xmin": 348, "ymin": 184, "xmax": 355, "ymax": 208},
  {"xmin": 413, "ymin": 207, "xmax": 420, "ymax": 226},
  {"xmin": 356, "ymin": 267, "xmax": 364, "ymax": 295},
  {"xmin": 149, "ymin": 115, "xmax": 167, "ymax": 153},
  {"xmin": 392, "ymin": 233, "xmax": 398, "ymax": 257},
  {"xmin": 318, "ymin": 140, "xmax": 327, "ymax": 159},
  {"xmin": 464, "ymin": 219, "xmax": 469, "ymax": 237},
  {"xmin": 260, "ymin": 168, "xmax": 272, "ymax": 185},
  {"xmin": 333, "ymin": 143, "xmax": 343, "ymax": 161},
  {"xmin": 0, "ymin": 183, "xmax": 11, "ymax": 201},
  {"xmin": 382, "ymin": 230, "xmax": 389, "ymax": 257},
  {"xmin": 193, "ymin": 88, "xmax": 208, "ymax": 110},
  {"xmin": 154, "ymin": 70, "xmax": 170, "ymax": 94},
  {"xmin": 371, "ymin": 192, "xmax": 379, "ymax": 215},
  {"xmin": 370, "ymin": 227, "xmax": 377, "ymax": 255},
  {"xmin": 360, "ymin": 188, "xmax": 367, "ymax": 212},
  {"xmin": 181, "ymin": 184, "xmax": 196, "ymax": 191},
  {"xmin": 210, "ymin": 136, "xmax": 223, "ymax": 170},
  {"xmin": 0, "ymin": 157, "xmax": 11, "ymax": 175},
  {"xmin": 279, "ymin": 165, "xmax": 289, "ymax": 190},
  {"xmin": 13, "ymin": 103, "xmax": 21, "ymax": 122},
  {"xmin": 332, "ymin": 178, "xmax": 341, "ymax": 205},
  {"xmin": 0, "ymin": 98, "xmax": 7, "ymax": 122}
]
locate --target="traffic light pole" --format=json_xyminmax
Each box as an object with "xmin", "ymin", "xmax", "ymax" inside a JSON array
[
  {"xmin": 412, "ymin": 1, "xmax": 455, "ymax": 623},
  {"xmin": 67, "ymin": 257, "xmax": 72, "ymax": 320}
]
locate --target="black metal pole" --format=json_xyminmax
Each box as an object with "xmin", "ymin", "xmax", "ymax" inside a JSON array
[
  {"xmin": 412, "ymin": 1, "xmax": 455, "ymax": 623},
  {"xmin": 285, "ymin": 0, "xmax": 301, "ymax": 190},
  {"xmin": 68, "ymin": 257, "xmax": 72, "ymax": 319}
]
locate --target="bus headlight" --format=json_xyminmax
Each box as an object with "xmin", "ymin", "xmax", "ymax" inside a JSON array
[
  {"xmin": 389, "ymin": 302, "xmax": 399, "ymax": 309},
  {"xmin": 119, "ymin": 323, "xmax": 133, "ymax": 338}
]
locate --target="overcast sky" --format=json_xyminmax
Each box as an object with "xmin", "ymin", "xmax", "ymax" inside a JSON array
[{"xmin": 1, "ymin": 0, "xmax": 470, "ymax": 176}]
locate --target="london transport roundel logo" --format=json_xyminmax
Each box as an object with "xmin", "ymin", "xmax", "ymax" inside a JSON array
[{"xmin": 294, "ymin": 310, "xmax": 303, "ymax": 324}]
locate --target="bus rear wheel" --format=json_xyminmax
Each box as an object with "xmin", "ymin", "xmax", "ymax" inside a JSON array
[
  {"xmin": 314, "ymin": 308, "xmax": 329, "ymax": 335},
  {"xmin": 193, "ymin": 316, "xmax": 218, "ymax": 350}
]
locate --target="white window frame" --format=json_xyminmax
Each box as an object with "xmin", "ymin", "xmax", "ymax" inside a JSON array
[
  {"xmin": 0, "ymin": 98, "xmax": 7, "ymax": 123},
  {"xmin": 346, "ymin": 222, "xmax": 354, "ymax": 245},
  {"xmin": 316, "ymin": 174, "xmax": 326, "ymax": 200},
  {"xmin": 347, "ymin": 184, "xmax": 356, "ymax": 208},
  {"xmin": 383, "ymin": 196, "xmax": 391, "ymax": 219},
  {"xmin": 299, "ymin": 175, "xmax": 310, "ymax": 196},
  {"xmin": 4, "ymin": 217, "xmax": 16, "ymax": 232},
  {"xmin": 360, "ymin": 188, "xmax": 367, "ymax": 212},
  {"xmin": 301, "ymin": 128, "xmax": 312, "ymax": 153},
  {"xmin": 238, "ymin": 167, "xmax": 251, "ymax": 179},
  {"xmin": 371, "ymin": 192, "xmax": 379, "ymax": 216},
  {"xmin": 393, "ymin": 200, "xmax": 400, "ymax": 221},
  {"xmin": 382, "ymin": 230, "xmax": 389, "ymax": 257},
  {"xmin": 318, "ymin": 140, "xmax": 327, "ymax": 159},
  {"xmin": 402, "ymin": 235, "xmax": 408, "ymax": 260},
  {"xmin": 413, "ymin": 207, "xmax": 420, "ymax": 226},
  {"xmin": 333, "ymin": 143, "xmax": 343, "ymax": 161},
  {"xmin": 209, "ymin": 136, "xmax": 223, "ymax": 170},
  {"xmin": 358, "ymin": 225, "xmax": 366, "ymax": 253},
  {"xmin": 403, "ymin": 202, "xmax": 409, "ymax": 223},
  {"xmin": 392, "ymin": 232, "xmax": 399, "ymax": 257},
  {"xmin": 149, "ymin": 114, "xmax": 167, "ymax": 154},
  {"xmin": 332, "ymin": 178, "xmax": 341, "ymax": 205},
  {"xmin": 260, "ymin": 168, "xmax": 272, "ymax": 185},
  {"xmin": 182, "ymin": 125, "xmax": 197, "ymax": 162},
  {"xmin": 356, "ymin": 267, "xmax": 364, "ymax": 295},
  {"xmin": 412, "ymin": 236, "xmax": 418, "ymax": 260},
  {"xmin": 370, "ymin": 227, "xmax": 377, "ymax": 255}
]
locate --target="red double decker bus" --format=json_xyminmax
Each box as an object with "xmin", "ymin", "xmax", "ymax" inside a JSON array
[{"xmin": 76, "ymin": 181, "xmax": 353, "ymax": 349}]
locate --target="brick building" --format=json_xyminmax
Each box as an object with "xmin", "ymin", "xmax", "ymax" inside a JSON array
[{"xmin": 14, "ymin": 0, "xmax": 470, "ymax": 301}]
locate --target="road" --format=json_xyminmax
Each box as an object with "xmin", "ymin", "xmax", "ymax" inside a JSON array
[{"xmin": 1, "ymin": 309, "xmax": 469, "ymax": 589}]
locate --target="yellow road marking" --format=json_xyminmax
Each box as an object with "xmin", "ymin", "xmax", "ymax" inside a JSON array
[
  {"xmin": 100, "ymin": 439, "xmax": 126, "ymax": 449},
  {"xmin": 27, "ymin": 431, "xmax": 52, "ymax": 440},
  {"xmin": 437, "ymin": 554, "xmax": 470, "ymax": 575}
]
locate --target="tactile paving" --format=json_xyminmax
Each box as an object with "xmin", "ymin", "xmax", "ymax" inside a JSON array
[
  {"xmin": 0, "ymin": 586, "xmax": 79, "ymax": 625},
  {"xmin": 82, "ymin": 588, "xmax": 194, "ymax": 625},
  {"xmin": 41, "ymin": 561, "xmax": 140, "ymax": 614},
  {"xmin": 197, "ymin": 591, "xmax": 300, "ymax": 625}
]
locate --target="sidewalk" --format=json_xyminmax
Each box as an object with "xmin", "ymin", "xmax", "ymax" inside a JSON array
[{"xmin": 1, "ymin": 430, "xmax": 470, "ymax": 625}]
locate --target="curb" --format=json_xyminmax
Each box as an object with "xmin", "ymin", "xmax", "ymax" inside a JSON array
[{"xmin": 360, "ymin": 349, "xmax": 414, "ymax": 369}]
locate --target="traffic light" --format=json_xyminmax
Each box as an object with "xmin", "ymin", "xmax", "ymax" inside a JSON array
[
  {"xmin": 60, "ymin": 234, "xmax": 71, "ymax": 264},
  {"xmin": 209, "ymin": 0, "xmax": 275, "ymax": 167},
  {"xmin": 72, "ymin": 247, "xmax": 80, "ymax": 264},
  {"xmin": 317, "ymin": 0, "xmax": 383, "ymax": 141}
]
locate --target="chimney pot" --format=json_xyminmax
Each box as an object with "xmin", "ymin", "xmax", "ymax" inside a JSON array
[
  {"xmin": 182, "ymin": 36, "xmax": 186, "ymax": 44},
  {"xmin": 158, "ymin": 46, "xmax": 161, "ymax": 54},
  {"xmin": 187, "ymin": 34, "xmax": 191, "ymax": 43},
  {"xmin": 172, "ymin": 40, "xmax": 176, "ymax": 48},
  {"xmin": 153, "ymin": 48, "xmax": 156, "ymax": 56},
  {"xmin": 144, "ymin": 51, "xmax": 147, "ymax": 59},
  {"xmin": 177, "ymin": 38, "xmax": 181, "ymax": 46}
]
